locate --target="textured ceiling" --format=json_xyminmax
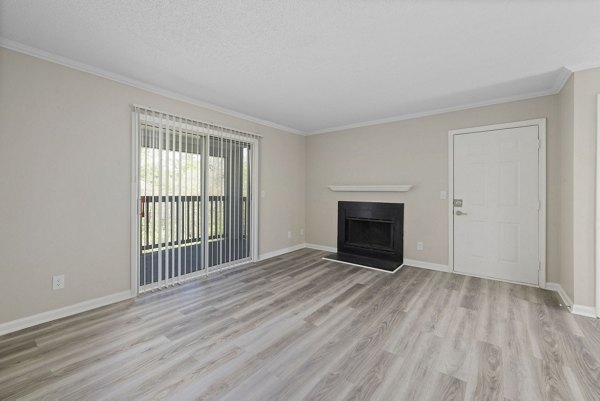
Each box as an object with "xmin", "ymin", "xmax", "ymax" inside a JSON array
[{"xmin": 1, "ymin": 0, "xmax": 600, "ymax": 134}]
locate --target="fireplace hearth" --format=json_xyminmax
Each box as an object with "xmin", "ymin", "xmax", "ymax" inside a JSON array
[{"xmin": 324, "ymin": 201, "xmax": 404, "ymax": 273}]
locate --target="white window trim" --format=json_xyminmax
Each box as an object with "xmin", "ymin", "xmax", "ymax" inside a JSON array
[{"xmin": 130, "ymin": 107, "xmax": 260, "ymax": 295}]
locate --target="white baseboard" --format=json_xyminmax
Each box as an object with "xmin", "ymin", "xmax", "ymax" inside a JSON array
[
  {"xmin": 545, "ymin": 282, "xmax": 574, "ymax": 307},
  {"xmin": 5, "ymin": 250, "xmax": 591, "ymax": 337},
  {"xmin": 546, "ymin": 282, "xmax": 598, "ymax": 318},
  {"xmin": 0, "ymin": 290, "xmax": 135, "ymax": 336},
  {"xmin": 572, "ymin": 304, "xmax": 597, "ymax": 318},
  {"xmin": 304, "ymin": 244, "xmax": 449, "ymax": 272},
  {"xmin": 1, "ymin": 243, "xmax": 307, "ymax": 335},
  {"xmin": 305, "ymin": 243, "xmax": 337, "ymax": 253},
  {"xmin": 259, "ymin": 243, "xmax": 307, "ymax": 261},
  {"xmin": 304, "ymin": 247, "xmax": 595, "ymax": 317},
  {"xmin": 0, "ymin": 243, "xmax": 313, "ymax": 336},
  {"xmin": 403, "ymin": 258, "xmax": 450, "ymax": 272}
]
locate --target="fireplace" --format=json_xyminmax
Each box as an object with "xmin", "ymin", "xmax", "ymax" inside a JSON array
[{"xmin": 325, "ymin": 201, "xmax": 404, "ymax": 272}]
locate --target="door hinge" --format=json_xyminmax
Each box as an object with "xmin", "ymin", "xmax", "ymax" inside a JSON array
[
  {"xmin": 538, "ymin": 200, "xmax": 541, "ymax": 211},
  {"xmin": 538, "ymin": 139, "xmax": 541, "ymax": 150}
]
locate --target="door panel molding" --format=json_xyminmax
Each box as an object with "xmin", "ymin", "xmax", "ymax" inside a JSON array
[{"xmin": 448, "ymin": 118, "xmax": 546, "ymax": 288}]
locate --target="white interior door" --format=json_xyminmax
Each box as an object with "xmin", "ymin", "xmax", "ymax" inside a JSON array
[{"xmin": 452, "ymin": 125, "xmax": 540, "ymax": 285}]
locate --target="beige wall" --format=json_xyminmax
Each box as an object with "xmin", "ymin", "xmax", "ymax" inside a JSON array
[
  {"xmin": 558, "ymin": 75, "xmax": 575, "ymax": 301},
  {"xmin": 571, "ymin": 68, "xmax": 600, "ymax": 307},
  {"xmin": 1, "ymin": 45, "xmax": 597, "ymax": 325},
  {"xmin": 554, "ymin": 68, "xmax": 600, "ymax": 308},
  {"xmin": 306, "ymin": 96, "xmax": 562, "ymax": 283},
  {"xmin": 0, "ymin": 48, "xmax": 306, "ymax": 324}
]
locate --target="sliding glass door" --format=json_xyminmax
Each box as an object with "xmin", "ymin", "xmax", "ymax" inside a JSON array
[
  {"xmin": 132, "ymin": 107, "xmax": 258, "ymax": 292},
  {"xmin": 207, "ymin": 137, "xmax": 252, "ymax": 268}
]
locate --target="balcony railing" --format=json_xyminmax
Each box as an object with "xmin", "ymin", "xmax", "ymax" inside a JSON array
[{"xmin": 140, "ymin": 195, "xmax": 248, "ymax": 252}]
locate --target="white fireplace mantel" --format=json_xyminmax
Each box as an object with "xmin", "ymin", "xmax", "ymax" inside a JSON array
[{"xmin": 327, "ymin": 185, "xmax": 413, "ymax": 192}]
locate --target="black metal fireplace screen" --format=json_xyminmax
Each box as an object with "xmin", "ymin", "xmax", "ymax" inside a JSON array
[{"xmin": 338, "ymin": 201, "xmax": 404, "ymax": 263}]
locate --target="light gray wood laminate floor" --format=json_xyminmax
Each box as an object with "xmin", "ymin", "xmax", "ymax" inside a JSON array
[{"xmin": 1, "ymin": 248, "xmax": 599, "ymax": 400}]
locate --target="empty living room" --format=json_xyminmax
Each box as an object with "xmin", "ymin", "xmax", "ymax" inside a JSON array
[{"xmin": 2, "ymin": 1, "xmax": 600, "ymax": 400}]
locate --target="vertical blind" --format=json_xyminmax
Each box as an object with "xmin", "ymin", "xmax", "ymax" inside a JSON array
[{"xmin": 132, "ymin": 106, "xmax": 259, "ymax": 292}]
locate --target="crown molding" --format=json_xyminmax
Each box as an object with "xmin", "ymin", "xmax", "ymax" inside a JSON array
[
  {"xmin": 565, "ymin": 60, "xmax": 600, "ymax": 73},
  {"xmin": 550, "ymin": 67, "xmax": 573, "ymax": 93},
  {"xmin": 308, "ymin": 68, "xmax": 573, "ymax": 136},
  {"xmin": 2, "ymin": 37, "xmax": 591, "ymax": 137},
  {"xmin": 0, "ymin": 38, "xmax": 306, "ymax": 136}
]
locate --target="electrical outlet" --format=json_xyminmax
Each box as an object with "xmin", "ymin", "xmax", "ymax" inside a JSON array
[
  {"xmin": 53, "ymin": 274, "xmax": 65, "ymax": 290},
  {"xmin": 417, "ymin": 242, "xmax": 424, "ymax": 251},
  {"xmin": 300, "ymin": 228, "xmax": 304, "ymax": 236},
  {"xmin": 287, "ymin": 231, "xmax": 292, "ymax": 239}
]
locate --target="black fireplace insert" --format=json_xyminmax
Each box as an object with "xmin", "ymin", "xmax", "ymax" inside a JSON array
[{"xmin": 325, "ymin": 201, "xmax": 404, "ymax": 272}]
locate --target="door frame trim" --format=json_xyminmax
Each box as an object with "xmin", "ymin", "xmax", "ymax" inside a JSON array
[
  {"xmin": 130, "ymin": 109, "xmax": 140, "ymax": 296},
  {"xmin": 448, "ymin": 118, "xmax": 547, "ymax": 288},
  {"xmin": 596, "ymin": 94, "xmax": 600, "ymax": 317}
]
